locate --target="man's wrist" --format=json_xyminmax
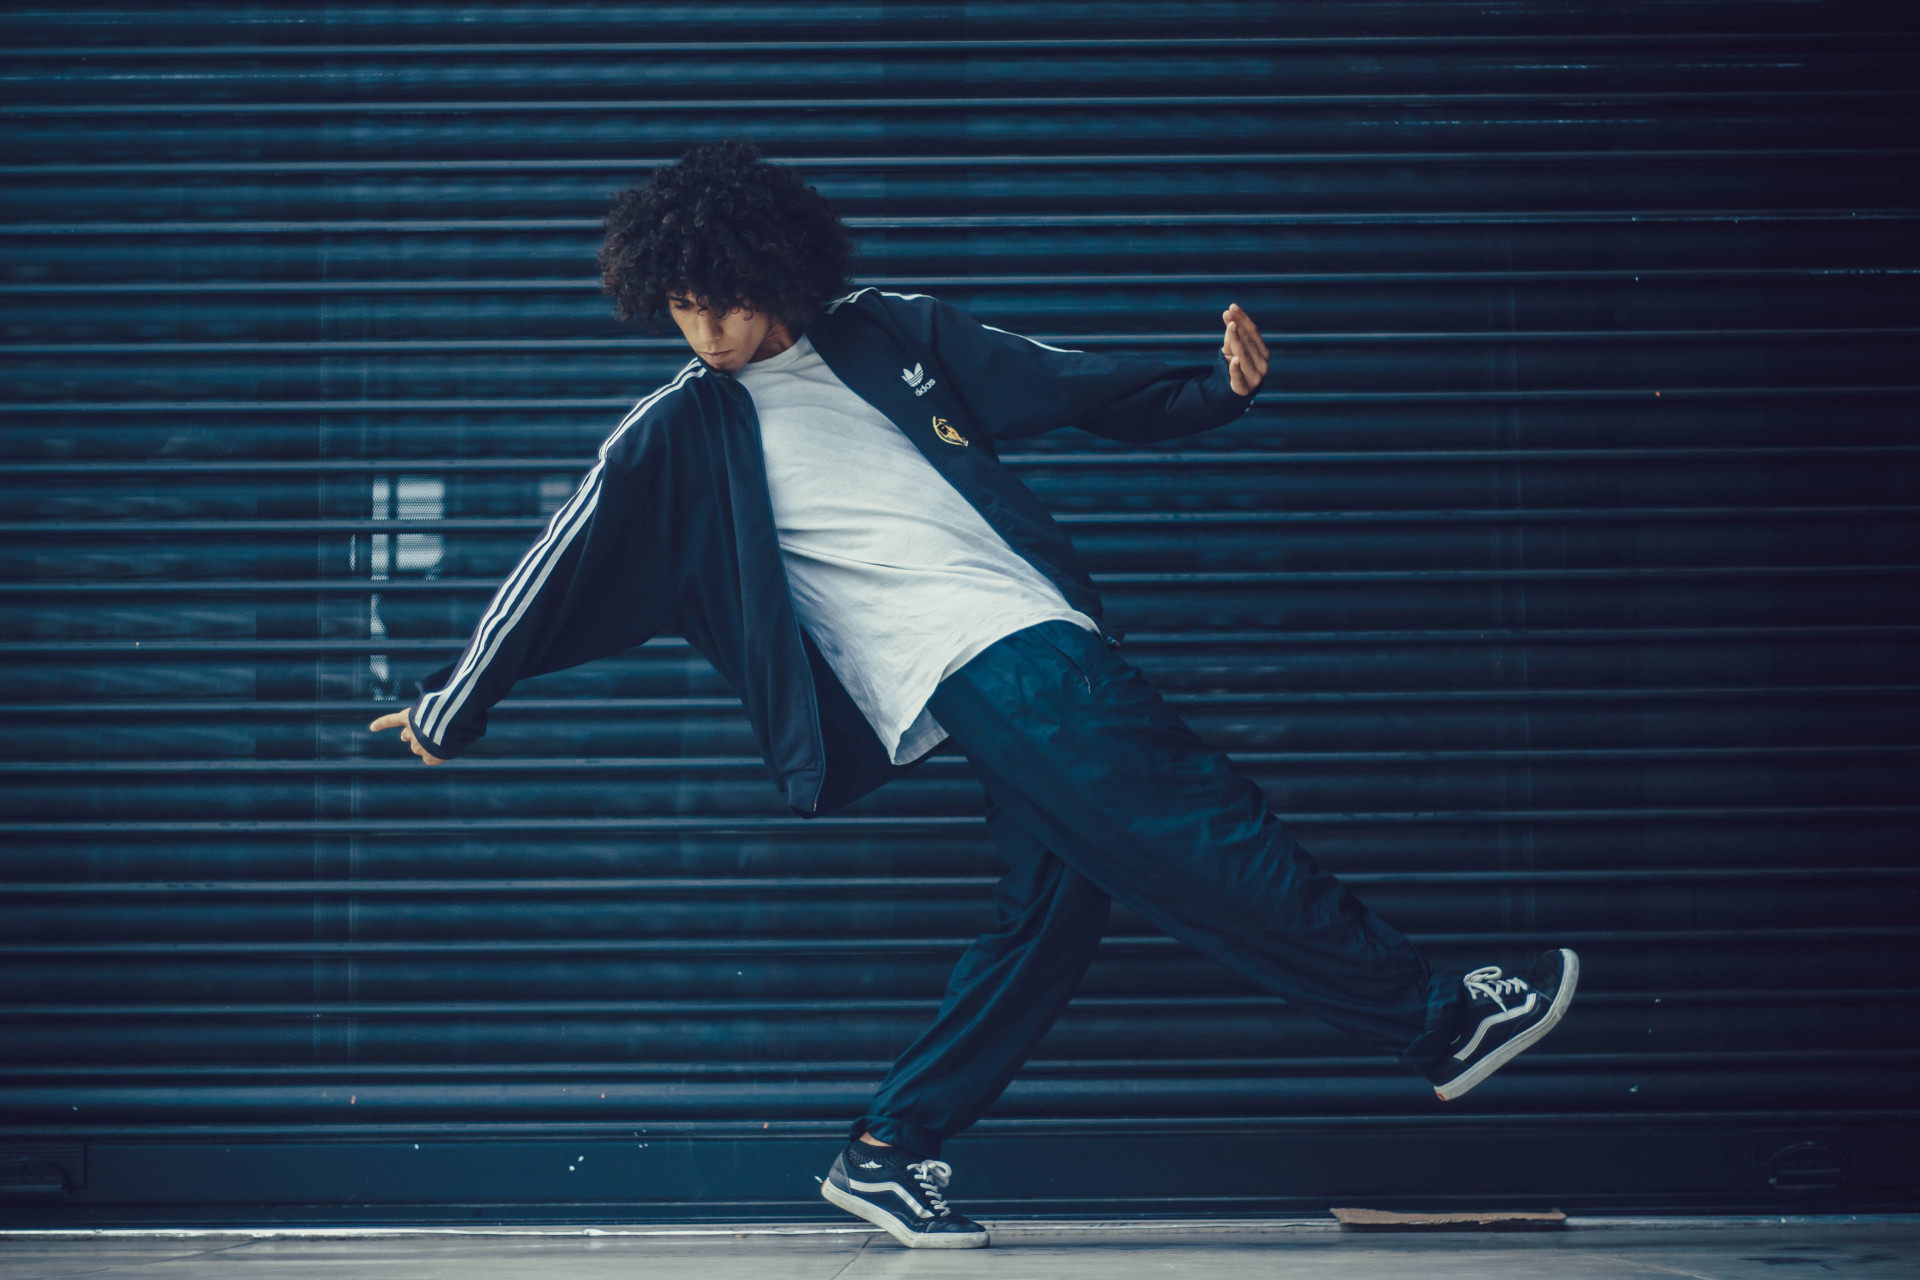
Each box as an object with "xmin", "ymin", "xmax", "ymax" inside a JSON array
[{"xmin": 1208, "ymin": 353, "xmax": 1258, "ymax": 409}]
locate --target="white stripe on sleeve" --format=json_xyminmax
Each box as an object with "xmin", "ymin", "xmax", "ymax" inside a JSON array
[{"xmin": 982, "ymin": 322, "xmax": 1082, "ymax": 354}]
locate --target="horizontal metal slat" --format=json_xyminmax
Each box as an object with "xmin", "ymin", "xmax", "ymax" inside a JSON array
[
  {"xmin": 13, "ymin": 385, "xmax": 1916, "ymax": 415},
  {"xmin": 0, "ymin": 622, "xmax": 1906, "ymax": 654},
  {"xmin": 6, "ymin": 805, "xmax": 1914, "ymax": 838},
  {"xmin": 8, "ymin": 146, "xmax": 1918, "ymax": 175},
  {"xmin": 12, "ymin": 506, "xmax": 1914, "ymax": 535},
  {"xmin": 7, "ymin": 867, "xmax": 1913, "ymax": 894},
  {"xmin": 10, "ymin": 564, "xmax": 1910, "ymax": 592},
  {"xmin": 14, "ymin": 683, "xmax": 1914, "ymax": 716},
  {"xmin": 11, "ymin": 29, "xmax": 1917, "ymax": 53},
  {"xmin": 0, "ymin": 992, "xmax": 1909, "ymax": 1021},
  {"xmin": 9, "ymin": 743, "xmax": 1917, "ymax": 776},
  {"xmin": 6, "ymin": 1, "xmax": 1906, "ymax": 40},
  {"xmin": 14, "ymin": 329, "xmax": 1917, "ymax": 356},
  {"xmin": 8, "ymin": 207, "xmax": 1918, "ymax": 233},
  {"xmin": 7, "ymin": 444, "xmax": 1916, "ymax": 477},
  {"xmin": 11, "ymin": 266, "xmax": 1915, "ymax": 294},
  {"xmin": 7, "ymin": 925, "xmax": 1917, "ymax": 957},
  {"xmin": 16, "ymin": 89, "xmax": 1920, "ymax": 116},
  {"xmin": 4, "ymin": 1068, "xmax": 1915, "ymax": 1126}
]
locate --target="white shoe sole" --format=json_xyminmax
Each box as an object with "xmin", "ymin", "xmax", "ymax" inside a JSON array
[
  {"xmin": 821, "ymin": 1178, "xmax": 991, "ymax": 1249},
  {"xmin": 1434, "ymin": 948, "xmax": 1580, "ymax": 1101}
]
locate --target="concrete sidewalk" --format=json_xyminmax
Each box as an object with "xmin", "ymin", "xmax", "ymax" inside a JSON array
[{"xmin": 3, "ymin": 1218, "xmax": 1917, "ymax": 1279}]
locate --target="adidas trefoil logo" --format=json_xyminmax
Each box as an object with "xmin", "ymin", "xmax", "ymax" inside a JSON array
[{"xmin": 902, "ymin": 362, "xmax": 938, "ymax": 397}]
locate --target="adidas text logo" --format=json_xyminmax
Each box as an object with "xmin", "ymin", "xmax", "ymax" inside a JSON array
[{"xmin": 902, "ymin": 363, "xmax": 937, "ymax": 397}]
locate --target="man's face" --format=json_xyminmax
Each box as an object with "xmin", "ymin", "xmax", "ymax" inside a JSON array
[{"xmin": 666, "ymin": 294, "xmax": 783, "ymax": 372}]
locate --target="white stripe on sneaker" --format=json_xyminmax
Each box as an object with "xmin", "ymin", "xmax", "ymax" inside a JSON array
[
  {"xmin": 1451, "ymin": 991, "xmax": 1538, "ymax": 1061},
  {"xmin": 848, "ymin": 1176, "xmax": 934, "ymax": 1219}
]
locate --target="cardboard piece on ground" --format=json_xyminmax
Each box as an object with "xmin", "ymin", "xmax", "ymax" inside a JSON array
[{"xmin": 1330, "ymin": 1207, "xmax": 1568, "ymax": 1231}]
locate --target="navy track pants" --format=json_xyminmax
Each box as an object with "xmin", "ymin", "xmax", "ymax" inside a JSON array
[{"xmin": 854, "ymin": 619, "xmax": 1466, "ymax": 1158}]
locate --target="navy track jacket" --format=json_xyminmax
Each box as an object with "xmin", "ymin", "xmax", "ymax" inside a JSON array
[{"xmin": 408, "ymin": 288, "xmax": 1258, "ymax": 815}]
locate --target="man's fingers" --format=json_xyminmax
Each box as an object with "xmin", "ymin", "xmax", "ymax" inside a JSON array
[
  {"xmin": 1228, "ymin": 303, "xmax": 1270, "ymax": 361},
  {"xmin": 1224, "ymin": 305, "xmax": 1270, "ymax": 392},
  {"xmin": 1243, "ymin": 333, "xmax": 1269, "ymax": 380},
  {"xmin": 1229, "ymin": 354, "xmax": 1252, "ymax": 397},
  {"xmin": 1221, "ymin": 306, "xmax": 1268, "ymax": 397},
  {"xmin": 367, "ymin": 705, "xmax": 443, "ymax": 764},
  {"xmin": 1225, "ymin": 319, "xmax": 1267, "ymax": 387},
  {"xmin": 1221, "ymin": 307, "xmax": 1268, "ymax": 361},
  {"xmin": 1223, "ymin": 303, "xmax": 1270, "ymax": 360},
  {"xmin": 1224, "ymin": 316, "xmax": 1252, "ymax": 362}
]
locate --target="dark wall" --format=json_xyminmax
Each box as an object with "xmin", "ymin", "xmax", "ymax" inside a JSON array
[{"xmin": 1, "ymin": 1, "xmax": 1916, "ymax": 1222}]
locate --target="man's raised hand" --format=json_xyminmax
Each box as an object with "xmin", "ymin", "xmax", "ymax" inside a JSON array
[
  {"xmin": 369, "ymin": 707, "xmax": 446, "ymax": 766},
  {"xmin": 1220, "ymin": 302, "xmax": 1270, "ymax": 397}
]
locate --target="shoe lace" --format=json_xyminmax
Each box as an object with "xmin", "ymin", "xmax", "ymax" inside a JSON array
[
  {"xmin": 906, "ymin": 1159, "xmax": 953, "ymax": 1217},
  {"xmin": 1463, "ymin": 965, "xmax": 1531, "ymax": 1010}
]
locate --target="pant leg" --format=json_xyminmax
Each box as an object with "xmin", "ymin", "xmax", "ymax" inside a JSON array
[
  {"xmin": 854, "ymin": 792, "xmax": 1111, "ymax": 1158},
  {"xmin": 925, "ymin": 620, "xmax": 1465, "ymax": 1071}
]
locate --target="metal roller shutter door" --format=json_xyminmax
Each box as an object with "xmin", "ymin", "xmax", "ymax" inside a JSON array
[{"xmin": 1, "ymin": 1, "xmax": 1916, "ymax": 1222}]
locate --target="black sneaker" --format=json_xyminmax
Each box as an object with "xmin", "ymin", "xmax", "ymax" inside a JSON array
[
  {"xmin": 820, "ymin": 1143, "xmax": 990, "ymax": 1249},
  {"xmin": 1428, "ymin": 948, "xmax": 1579, "ymax": 1101}
]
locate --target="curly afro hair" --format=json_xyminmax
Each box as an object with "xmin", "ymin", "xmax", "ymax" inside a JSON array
[{"xmin": 598, "ymin": 140, "xmax": 856, "ymax": 334}]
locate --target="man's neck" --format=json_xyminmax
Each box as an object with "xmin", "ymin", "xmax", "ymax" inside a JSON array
[{"xmin": 749, "ymin": 321, "xmax": 798, "ymax": 363}]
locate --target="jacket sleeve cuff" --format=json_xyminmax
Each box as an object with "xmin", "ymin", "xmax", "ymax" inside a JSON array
[
  {"xmin": 413, "ymin": 717, "xmax": 478, "ymax": 761},
  {"xmin": 408, "ymin": 664, "xmax": 482, "ymax": 760},
  {"xmin": 1200, "ymin": 352, "xmax": 1259, "ymax": 419},
  {"xmin": 406, "ymin": 698, "xmax": 481, "ymax": 761}
]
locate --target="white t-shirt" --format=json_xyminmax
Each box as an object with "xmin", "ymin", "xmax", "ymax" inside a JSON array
[{"xmin": 733, "ymin": 333, "xmax": 1098, "ymax": 765}]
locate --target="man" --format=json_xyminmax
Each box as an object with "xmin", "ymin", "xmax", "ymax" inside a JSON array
[{"xmin": 372, "ymin": 141, "xmax": 1577, "ymax": 1249}]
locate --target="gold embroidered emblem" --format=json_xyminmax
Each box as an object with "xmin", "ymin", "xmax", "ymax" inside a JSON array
[{"xmin": 932, "ymin": 416, "xmax": 969, "ymax": 447}]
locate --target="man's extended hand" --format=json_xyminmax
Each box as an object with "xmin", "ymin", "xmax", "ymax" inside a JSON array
[
  {"xmin": 369, "ymin": 707, "xmax": 446, "ymax": 765},
  {"xmin": 1220, "ymin": 302, "xmax": 1270, "ymax": 397}
]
